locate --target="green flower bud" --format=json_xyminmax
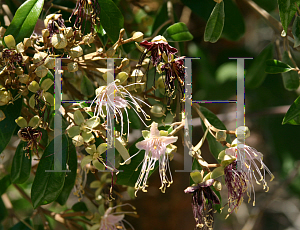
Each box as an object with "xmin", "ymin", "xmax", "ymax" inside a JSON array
[
  {"xmin": 40, "ymin": 78, "xmax": 54, "ymax": 91},
  {"xmin": 33, "ymin": 52, "xmax": 47, "ymax": 64},
  {"xmin": 44, "ymin": 57, "xmax": 55, "ymax": 69},
  {"xmin": 74, "ymin": 110, "xmax": 85, "ymax": 125},
  {"xmin": 213, "ymin": 180, "xmax": 222, "ymax": 191},
  {"xmin": 67, "ymin": 62, "xmax": 78, "ymax": 72},
  {"xmin": 28, "ymin": 115, "xmax": 41, "ymax": 129},
  {"xmin": 35, "ymin": 65, "xmax": 48, "ymax": 78},
  {"xmin": 67, "ymin": 125, "xmax": 81, "ymax": 138},
  {"xmin": 51, "ymin": 33, "xmax": 67, "ymax": 49},
  {"xmin": 116, "ymin": 72, "xmax": 128, "ymax": 85},
  {"xmin": 151, "ymin": 104, "xmax": 165, "ymax": 117},
  {"xmin": 0, "ymin": 110, "xmax": 5, "ymax": 121},
  {"xmin": 72, "ymin": 135, "xmax": 84, "ymax": 147},
  {"xmin": 15, "ymin": 116, "xmax": 28, "ymax": 128},
  {"xmin": 216, "ymin": 130, "xmax": 227, "ymax": 142},
  {"xmin": 18, "ymin": 74, "xmax": 29, "ymax": 84},
  {"xmin": 0, "ymin": 90, "xmax": 12, "ymax": 106},
  {"xmin": 28, "ymin": 81, "xmax": 40, "ymax": 93},
  {"xmin": 211, "ymin": 166, "xmax": 225, "ymax": 179},
  {"xmin": 190, "ymin": 170, "xmax": 203, "ymax": 184},
  {"xmin": 236, "ymin": 126, "xmax": 250, "ymax": 140},
  {"xmin": 132, "ymin": 31, "xmax": 144, "ymax": 42},
  {"xmin": 4, "ymin": 35, "xmax": 16, "ymax": 49},
  {"xmin": 69, "ymin": 46, "xmax": 83, "ymax": 58}
]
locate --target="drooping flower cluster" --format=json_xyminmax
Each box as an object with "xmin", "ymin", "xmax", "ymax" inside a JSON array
[{"xmin": 185, "ymin": 178, "xmax": 220, "ymax": 229}]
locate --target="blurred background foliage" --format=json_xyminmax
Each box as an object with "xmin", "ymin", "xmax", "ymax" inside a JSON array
[{"xmin": 1, "ymin": 0, "xmax": 300, "ymax": 229}]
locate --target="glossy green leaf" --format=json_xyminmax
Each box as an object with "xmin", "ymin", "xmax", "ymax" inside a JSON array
[
  {"xmin": 199, "ymin": 106, "xmax": 231, "ymax": 160},
  {"xmin": 282, "ymin": 95, "xmax": 300, "ymax": 125},
  {"xmin": 281, "ymin": 51, "xmax": 299, "ymax": 90},
  {"xmin": 245, "ymin": 43, "xmax": 274, "ymax": 89},
  {"xmin": 204, "ymin": 2, "xmax": 224, "ymax": 43},
  {"xmin": 0, "ymin": 175, "xmax": 11, "ymax": 195},
  {"xmin": 116, "ymin": 137, "xmax": 158, "ymax": 187},
  {"xmin": 95, "ymin": 24, "xmax": 108, "ymax": 47},
  {"xmin": 181, "ymin": 0, "xmax": 244, "ymax": 41},
  {"xmin": 56, "ymin": 141, "xmax": 77, "ymax": 205},
  {"xmin": 4, "ymin": 0, "xmax": 44, "ymax": 45},
  {"xmin": 162, "ymin": 22, "xmax": 193, "ymax": 42},
  {"xmin": 11, "ymin": 141, "xmax": 31, "ymax": 184},
  {"xmin": 0, "ymin": 197, "xmax": 7, "ymax": 222},
  {"xmin": 292, "ymin": 15, "xmax": 300, "ymax": 47},
  {"xmin": 265, "ymin": 59, "xmax": 292, "ymax": 74},
  {"xmin": 97, "ymin": 0, "xmax": 124, "ymax": 43},
  {"xmin": 0, "ymin": 97, "xmax": 22, "ymax": 154},
  {"xmin": 278, "ymin": 0, "xmax": 300, "ymax": 34},
  {"xmin": 72, "ymin": 202, "xmax": 88, "ymax": 212},
  {"xmin": 81, "ymin": 75, "xmax": 95, "ymax": 97},
  {"xmin": 31, "ymin": 135, "xmax": 68, "ymax": 208}
]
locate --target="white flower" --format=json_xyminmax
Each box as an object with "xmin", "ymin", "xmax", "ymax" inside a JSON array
[
  {"xmin": 90, "ymin": 80, "xmax": 151, "ymax": 140},
  {"xmin": 123, "ymin": 122, "xmax": 178, "ymax": 195},
  {"xmin": 225, "ymin": 138, "xmax": 275, "ymax": 204},
  {"xmin": 99, "ymin": 204, "xmax": 135, "ymax": 230}
]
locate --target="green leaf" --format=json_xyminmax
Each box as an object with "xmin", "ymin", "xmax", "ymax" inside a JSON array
[
  {"xmin": 282, "ymin": 95, "xmax": 300, "ymax": 125},
  {"xmin": 204, "ymin": 2, "xmax": 224, "ymax": 43},
  {"xmin": 181, "ymin": 0, "xmax": 244, "ymax": 41},
  {"xmin": 56, "ymin": 141, "xmax": 77, "ymax": 205},
  {"xmin": 72, "ymin": 202, "xmax": 88, "ymax": 212},
  {"xmin": 245, "ymin": 43, "xmax": 274, "ymax": 89},
  {"xmin": 0, "ymin": 197, "xmax": 7, "ymax": 222},
  {"xmin": 4, "ymin": 0, "xmax": 44, "ymax": 45},
  {"xmin": 31, "ymin": 135, "xmax": 68, "ymax": 208},
  {"xmin": 97, "ymin": 0, "xmax": 124, "ymax": 43},
  {"xmin": 281, "ymin": 51, "xmax": 299, "ymax": 90},
  {"xmin": 162, "ymin": 22, "xmax": 193, "ymax": 42},
  {"xmin": 278, "ymin": 0, "xmax": 300, "ymax": 34},
  {"xmin": 0, "ymin": 97, "xmax": 22, "ymax": 154},
  {"xmin": 265, "ymin": 59, "xmax": 293, "ymax": 74},
  {"xmin": 10, "ymin": 218, "xmax": 32, "ymax": 230},
  {"xmin": 11, "ymin": 141, "xmax": 31, "ymax": 184},
  {"xmin": 95, "ymin": 24, "xmax": 108, "ymax": 47},
  {"xmin": 199, "ymin": 106, "xmax": 231, "ymax": 160},
  {"xmin": 0, "ymin": 175, "xmax": 11, "ymax": 195},
  {"xmin": 81, "ymin": 75, "xmax": 95, "ymax": 97},
  {"xmin": 116, "ymin": 137, "xmax": 158, "ymax": 187},
  {"xmin": 292, "ymin": 15, "xmax": 300, "ymax": 47}
]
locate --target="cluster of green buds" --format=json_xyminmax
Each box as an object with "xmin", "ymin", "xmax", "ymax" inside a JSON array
[
  {"xmin": 67, "ymin": 110, "xmax": 100, "ymax": 147},
  {"xmin": 0, "ymin": 86, "xmax": 13, "ymax": 106}
]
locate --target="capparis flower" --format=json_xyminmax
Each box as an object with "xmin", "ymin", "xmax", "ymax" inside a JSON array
[{"xmin": 185, "ymin": 179, "xmax": 220, "ymax": 229}]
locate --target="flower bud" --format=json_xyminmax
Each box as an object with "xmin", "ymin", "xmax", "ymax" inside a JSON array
[
  {"xmin": 15, "ymin": 116, "xmax": 28, "ymax": 128},
  {"xmin": 51, "ymin": 33, "xmax": 67, "ymax": 49},
  {"xmin": 151, "ymin": 35, "xmax": 167, "ymax": 43},
  {"xmin": 116, "ymin": 72, "xmax": 128, "ymax": 85},
  {"xmin": 15, "ymin": 67, "xmax": 24, "ymax": 75},
  {"xmin": 236, "ymin": 126, "xmax": 250, "ymax": 140},
  {"xmin": 131, "ymin": 69, "xmax": 144, "ymax": 78},
  {"xmin": 65, "ymin": 27, "xmax": 74, "ymax": 38},
  {"xmin": 33, "ymin": 52, "xmax": 47, "ymax": 64},
  {"xmin": 211, "ymin": 166, "xmax": 225, "ymax": 179},
  {"xmin": 44, "ymin": 57, "xmax": 55, "ymax": 69},
  {"xmin": 23, "ymin": 38, "xmax": 31, "ymax": 48},
  {"xmin": 35, "ymin": 65, "xmax": 48, "ymax": 78},
  {"xmin": 42, "ymin": 29, "xmax": 50, "ymax": 38},
  {"xmin": 69, "ymin": 46, "xmax": 83, "ymax": 58},
  {"xmin": 4, "ymin": 35, "xmax": 16, "ymax": 49},
  {"xmin": 0, "ymin": 27, "xmax": 6, "ymax": 38},
  {"xmin": 67, "ymin": 62, "xmax": 78, "ymax": 72},
  {"xmin": 190, "ymin": 170, "xmax": 203, "ymax": 184},
  {"xmin": 213, "ymin": 180, "xmax": 222, "ymax": 191},
  {"xmin": 132, "ymin": 31, "xmax": 144, "ymax": 42},
  {"xmin": 216, "ymin": 130, "xmax": 227, "ymax": 142},
  {"xmin": 150, "ymin": 104, "xmax": 165, "ymax": 117},
  {"xmin": 0, "ymin": 90, "xmax": 12, "ymax": 106},
  {"xmin": 0, "ymin": 110, "xmax": 5, "ymax": 122},
  {"xmin": 18, "ymin": 74, "xmax": 29, "ymax": 84}
]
